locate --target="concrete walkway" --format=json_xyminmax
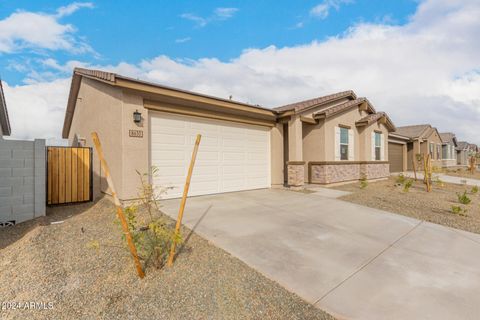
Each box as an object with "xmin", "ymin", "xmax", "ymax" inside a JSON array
[
  {"xmin": 161, "ymin": 189, "xmax": 480, "ymax": 320},
  {"xmin": 402, "ymin": 171, "xmax": 480, "ymax": 186}
]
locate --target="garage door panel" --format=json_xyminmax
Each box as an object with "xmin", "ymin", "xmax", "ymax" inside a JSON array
[
  {"xmin": 150, "ymin": 112, "xmax": 270, "ymax": 199},
  {"xmin": 389, "ymin": 143, "xmax": 404, "ymax": 173},
  {"xmin": 151, "ymin": 150, "xmax": 185, "ymax": 161}
]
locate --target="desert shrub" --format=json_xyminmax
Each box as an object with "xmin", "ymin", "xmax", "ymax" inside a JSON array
[
  {"xmin": 403, "ymin": 179, "xmax": 413, "ymax": 192},
  {"xmin": 431, "ymin": 166, "xmax": 442, "ymax": 173},
  {"xmin": 471, "ymin": 186, "xmax": 479, "ymax": 194},
  {"xmin": 457, "ymin": 191, "xmax": 472, "ymax": 205},
  {"xmin": 118, "ymin": 168, "xmax": 181, "ymax": 269},
  {"xmin": 451, "ymin": 205, "xmax": 467, "ymax": 216},
  {"xmin": 359, "ymin": 175, "xmax": 368, "ymax": 189},
  {"xmin": 396, "ymin": 174, "xmax": 406, "ymax": 184},
  {"xmin": 434, "ymin": 176, "xmax": 445, "ymax": 187}
]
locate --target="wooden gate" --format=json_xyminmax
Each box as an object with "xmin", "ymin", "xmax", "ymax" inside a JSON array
[{"xmin": 47, "ymin": 147, "xmax": 93, "ymax": 205}]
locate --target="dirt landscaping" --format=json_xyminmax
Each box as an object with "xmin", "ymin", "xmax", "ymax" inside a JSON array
[
  {"xmin": 332, "ymin": 176, "xmax": 480, "ymax": 235},
  {"xmin": 0, "ymin": 197, "xmax": 334, "ymax": 320}
]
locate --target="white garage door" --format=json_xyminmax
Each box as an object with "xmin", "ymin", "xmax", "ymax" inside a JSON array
[{"xmin": 150, "ymin": 112, "xmax": 271, "ymax": 199}]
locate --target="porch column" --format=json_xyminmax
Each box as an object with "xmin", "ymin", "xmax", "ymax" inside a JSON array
[{"xmin": 287, "ymin": 116, "xmax": 305, "ymax": 187}]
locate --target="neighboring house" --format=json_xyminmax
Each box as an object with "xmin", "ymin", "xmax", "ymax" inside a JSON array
[
  {"xmin": 273, "ymin": 91, "xmax": 395, "ymax": 185},
  {"xmin": 439, "ymin": 132, "xmax": 458, "ymax": 167},
  {"xmin": 0, "ymin": 80, "xmax": 46, "ymax": 226},
  {"xmin": 456, "ymin": 141, "xmax": 477, "ymax": 166},
  {"xmin": 62, "ymin": 68, "xmax": 396, "ymax": 200},
  {"xmin": 0, "ymin": 80, "xmax": 11, "ymax": 137},
  {"xmin": 388, "ymin": 124, "xmax": 443, "ymax": 171}
]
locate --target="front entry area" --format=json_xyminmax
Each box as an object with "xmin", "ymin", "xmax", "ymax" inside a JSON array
[{"xmin": 149, "ymin": 112, "xmax": 271, "ymax": 199}]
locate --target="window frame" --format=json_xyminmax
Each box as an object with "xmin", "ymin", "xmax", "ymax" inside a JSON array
[
  {"xmin": 339, "ymin": 127, "xmax": 349, "ymax": 161},
  {"xmin": 374, "ymin": 132, "xmax": 382, "ymax": 161}
]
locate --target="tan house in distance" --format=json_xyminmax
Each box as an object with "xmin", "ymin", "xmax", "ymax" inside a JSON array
[
  {"xmin": 456, "ymin": 141, "xmax": 478, "ymax": 166},
  {"xmin": 439, "ymin": 132, "xmax": 458, "ymax": 167},
  {"xmin": 388, "ymin": 124, "xmax": 443, "ymax": 171},
  {"xmin": 62, "ymin": 68, "xmax": 396, "ymax": 201}
]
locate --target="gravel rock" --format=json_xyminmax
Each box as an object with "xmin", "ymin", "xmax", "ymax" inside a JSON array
[
  {"xmin": 333, "ymin": 176, "xmax": 480, "ymax": 234},
  {"xmin": 0, "ymin": 197, "xmax": 334, "ymax": 320}
]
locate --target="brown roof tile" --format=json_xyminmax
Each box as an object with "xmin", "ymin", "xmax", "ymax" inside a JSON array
[
  {"xmin": 313, "ymin": 97, "xmax": 375, "ymax": 118},
  {"xmin": 394, "ymin": 124, "xmax": 431, "ymax": 139},
  {"xmin": 274, "ymin": 90, "xmax": 356, "ymax": 113},
  {"xmin": 356, "ymin": 111, "xmax": 396, "ymax": 131}
]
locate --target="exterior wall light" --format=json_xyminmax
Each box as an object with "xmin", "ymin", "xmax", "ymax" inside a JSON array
[{"xmin": 133, "ymin": 110, "xmax": 142, "ymax": 123}]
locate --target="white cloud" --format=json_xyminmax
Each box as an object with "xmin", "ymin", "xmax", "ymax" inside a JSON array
[
  {"xmin": 214, "ymin": 8, "xmax": 239, "ymax": 20},
  {"xmin": 4, "ymin": 0, "xmax": 480, "ymax": 145},
  {"xmin": 56, "ymin": 2, "xmax": 94, "ymax": 18},
  {"xmin": 0, "ymin": 3, "xmax": 94, "ymax": 54},
  {"xmin": 2, "ymin": 79, "xmax": 70, "ymax": 140},
  {"xmin": 175, "ymin": 37, "xmax": 191, "ymax": 44},
  {"xmin": 310, "ymin": 0, "xmax": 353, "ymax": 19},
  {"xmin": 181, "ymin": 7, "xmax": 238, "ymax": 27}
]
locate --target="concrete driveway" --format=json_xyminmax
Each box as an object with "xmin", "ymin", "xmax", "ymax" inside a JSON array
[{"xmin": 161, "ymin": 189, "xmax": 480, "ymax": 320}]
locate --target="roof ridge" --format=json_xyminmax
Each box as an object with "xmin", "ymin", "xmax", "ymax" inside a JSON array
[{"xmin": 274, "ymin": 90, "xmax": 357, "ymax": 113}]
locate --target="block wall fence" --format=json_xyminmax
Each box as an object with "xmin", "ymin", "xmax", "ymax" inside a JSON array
[{"xmin": 0, "ymin": 138, "xmax": 46, "ymax": 225}]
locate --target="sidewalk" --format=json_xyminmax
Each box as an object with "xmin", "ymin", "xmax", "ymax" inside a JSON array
[{"xmin": 401, "ymin": 171, "xmax": 480, "ymax": 186}]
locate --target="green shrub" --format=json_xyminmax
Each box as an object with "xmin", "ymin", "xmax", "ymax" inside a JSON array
[
  {"xmin": 457, "ymin": 191, "xmax": 472, "ymax": 205},
  {"xmin": 359, "ymin": 175, "xmax": 368, "ymax": 189},
  {"xmin": 451, "ymin": 205, "xmax": 467, "ymax": 216},
  {"xmin": 116, "ymin": 168, "xmax": 182, "ymax": 270},
  {"xmin": 434, "ymin": 176, "xmax": 444, "ymax": 187},
  {"xmin": 396, "ymin": 174, "xmax": 406, "ymax": 184},
  {"xmin": 403, "ymin": 179, "xmax": 413, "ymax": 192},
  {"xmin": 471, "ymin": 186, "xmax": 479, "ymax": 194}
]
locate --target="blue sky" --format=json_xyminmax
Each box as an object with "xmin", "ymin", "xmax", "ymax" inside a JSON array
[
  {"xmin": 0, "ymin": 0, "xmax": 417, "ymax": 85},
  {"xmin": 1, "ymin": 0, "xmax": 479, "ymax": 143}
]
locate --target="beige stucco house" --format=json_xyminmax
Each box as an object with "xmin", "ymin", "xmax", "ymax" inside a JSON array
[
  {"xmin": 439, "ymin": 133, "xmax": 458, "ymax": 167},
  {"xmin": 0, "ymin": 80, "xmax": 10, "ymax": 138},
  {"xmin": 62, "ymin": 68, "xmax": 396, "ymax": 200},
  {"xmin": 389, "ymin": 124, "xmax": 444, "ymax": 171},
  {"xmin": 273, "ymin": 92, "xmax": 395, "ymax": 186},
  {"xmin": 456, "ymin": 141, "xmax": 477, "ymax": 166}
]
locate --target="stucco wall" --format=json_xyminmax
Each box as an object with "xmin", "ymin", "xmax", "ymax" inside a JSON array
[
  {"xmin": 0, "ymin": 138, "xmax": 45, "ymax": 225},
  {"xmin": 121, "ymin": 91, "xmax": 148, "ymax": 199},
  {"xmin": 68, "ymin": 78, "xmax": 125, "ymax": 199},
  {"xmin": 270, "ymin": 123, "xmax": 284, "ymax": 187}
]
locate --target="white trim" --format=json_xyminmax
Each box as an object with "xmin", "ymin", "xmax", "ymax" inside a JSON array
[
  {"xmin": 380, "ymin": 133, "xmax": 385, "ymax": 161},
  {"xmin": 335, "ymin": 126, "xmax": 341, "ymax": 161},
  {"xmin": 348, "ymin": 129, "xmax": 354, "ymax": 161}
]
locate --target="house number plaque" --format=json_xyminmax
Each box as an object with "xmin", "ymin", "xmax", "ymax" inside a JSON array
[{"xmin": 129, "ymin": 130, "xmax": 143, "ymax": 138}]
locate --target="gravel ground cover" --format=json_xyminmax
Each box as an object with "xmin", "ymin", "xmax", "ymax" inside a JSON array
[
  {"xmin": 442, "ymin": 167, "xmax": 480, "ymax": 180},
  {"xmin": 0, "ymin": 197, "xmax": 334, "ymax": 320},
  {"xmin": 332, "ymin": 176, "xmax": 480, "ymax": 234}
]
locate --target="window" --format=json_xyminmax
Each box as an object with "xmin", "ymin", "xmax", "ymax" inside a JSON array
[
  {"xmin": 375, "ymin": 132, "xmax": 382, "ymax": 161},
  {"xmin": 442, "ymin": 145, "xmax": 448, "ymax": 159},
  {"xmin": 429, "ymin": 143, "xmax": 434, "ymax": 158},
  {"xmin": 340, "ymin": 127, "xmax": 349, "ymax": 160},
  {"xmin": 437, "ymin": 144, "xmax": 441, "ymax": 160}
]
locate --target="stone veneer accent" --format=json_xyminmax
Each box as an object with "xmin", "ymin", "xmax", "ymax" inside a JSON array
[
  {"xmin": 309, "ymin": 161, "xmax": 389, "ymax": 184},
  {"xmin": 287, "ymin": 161, "xmax": 305, "ymax": 187},
  {"xmin": 441, "ymin": 159, "xmax": 457, "ymax": 168}
]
